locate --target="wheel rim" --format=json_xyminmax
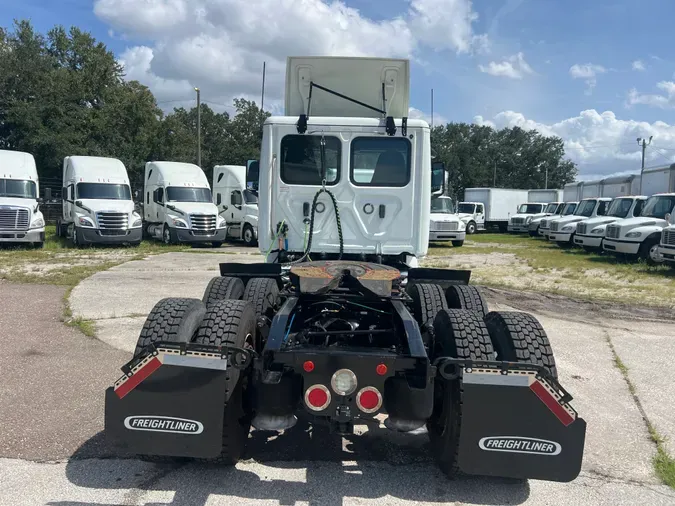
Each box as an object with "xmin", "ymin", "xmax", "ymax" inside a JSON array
[
  {"xmin": 72, "ymin": 227, "xmax": 77, "ymax": 245},
  {"xmin": 649, "ymin": 244, "xmax": 661, "ymax": 262},
  {"xmin": 244, "ymin": 228, "xmax": 252, "ymax": 243},
  {"xmin": 163, "ymin": 228, "xmax": 170, "ymax": 244}
]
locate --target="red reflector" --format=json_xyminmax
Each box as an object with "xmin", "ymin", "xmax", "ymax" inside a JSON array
[
  {"xmin": 376, "ymin": 363, "xmax": 388, "ymax": 376},
  {"xmin": 530, "ymin": 380, "xmax": 575, "ymax": 427},
  {"xmin": 356, "ymin": 387, "xmax": 382, "ymax": 413},
  {"xmin": 114, "ymin": 357, "xmax": 162, "ymax": 399},
  {"xmin": 305, "ymin": 385, "xmax": 330, "ymax": 411},
  {"xmin": 303, "ymin": 360, "xmax": 315, "ymax": 373}
]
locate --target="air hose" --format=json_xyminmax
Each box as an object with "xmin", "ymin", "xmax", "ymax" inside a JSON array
[{"xmin": 290, "ymin": 187, "xmax": 343, "ymax": 264}]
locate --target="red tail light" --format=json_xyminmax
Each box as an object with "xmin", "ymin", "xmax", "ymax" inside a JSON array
[
  {"xmin": 356, "ymin": 387, "xmax": 382, "ymax": 413},
  {"xmin": 305, "ymin": 384, "xmax": 331, "ymax": 411}
]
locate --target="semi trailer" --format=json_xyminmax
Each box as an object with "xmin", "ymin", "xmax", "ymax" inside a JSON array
[
  {"xmin": 104, "ymin": 56, "xmax": 586, "ymax": 483},
  {"xmin": 528, "ymin": 189, "xmax": 563, "ymax": 203},
  {"xmin": 0, "ymin": 149, "xmax": 45, "ymax": 248},
  {"xmin": 213, "ymin": 165, "xmax": 259, "ymax": 246},
  {"xmin": 56, "ymin": 156, "xmax": 142, "ymax": 246}
]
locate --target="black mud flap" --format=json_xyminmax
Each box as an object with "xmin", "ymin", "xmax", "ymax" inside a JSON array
[
  {"xmin": 457, "ymin": 368, "xmax": 586, "ymax": 482},
  {"xmin": 104, "ymin": 345, "xmax": 245, "ymax": 459}
]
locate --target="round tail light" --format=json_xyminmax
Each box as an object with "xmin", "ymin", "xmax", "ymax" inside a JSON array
[
  {"xmin": 331, "ymin": 369, "xmax": 357, "ymax": 396},
  {"xmin": 305, "ymin": 384, "xmax": 331, "ymax": 411},
  {"xmin": 356, "ymin": 387, "xmax": 382, "ymax": 414}
]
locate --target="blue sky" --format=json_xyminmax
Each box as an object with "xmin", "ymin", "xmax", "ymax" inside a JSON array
[{"xmin": 3, "ymin": 0, "xmax": 675, "ymax": 177}]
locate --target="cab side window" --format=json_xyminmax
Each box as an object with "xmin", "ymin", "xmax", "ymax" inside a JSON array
[
  {"xmin": 216, "ymin": 193, "xmax": 222, "ymax": 206},
  {"xmin": 597, "ymin": 201, "xmax": 608, "ymax": 216},
  {"xmin": 231, "ymin": 190, "xmax": 242, "ymax": 206},
  {"xmin": 633, "ymin": 199, "xmax": 645, "ymax": 217},
  {"xmin": 154, "ymin": 188, "xmax": 164, "ymax": 204},
  {"xmin": 477, "ymin": 205, "xmax": 484, "ymax": 214}
]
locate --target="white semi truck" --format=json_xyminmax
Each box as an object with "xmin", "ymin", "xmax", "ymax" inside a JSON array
[
  {"xmin": 143, "ymin": 161, "xmax": 227, "ymax": 246},
  {"xmin": 527, "ymin": 202, "xmax": 566, "ymax": 237},
  {"xmin": 0, "ymin": 149, "xmax": 45, "ymax": 248},
  {"xmin": 507, "ymin": 202, "xmax": 549, "ymax": 233},
  {"xmin": 603, "ymin": 193, "xmax": 675, "ymax": 263},
  {"xmin": 459, "ymin": 188, "xmax": 528, "ymax": 233},
  {"xmin": 547, "ymin": 197, "xmax": 611, "ymax": 246},
  {"xmin": 429, "ymin": 195, "xmax": 465, "ymax": 246},
  {"xmin": 57, "ymin": 156, "xmax": 141, "ymax": 246},
  {"xmin": 573, "ymin": 196, "xmax": 647, "ymax": 251},
  {"xmin": 213, "ymin": 165, "xmax": 259, "ymax": 246}
]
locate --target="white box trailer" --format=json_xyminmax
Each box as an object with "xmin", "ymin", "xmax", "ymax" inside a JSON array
[
  {"xmin": 581, "ymin": 180, "xmax": 603, "ymax": 199},
  {"xmin": 600, "ymin": 174, "xmax": 640, "ymax": 198},
  {"xmin": 640, "ymin": 164, "xmax": 675, "ymax": 196},
  {"xmin": 528, "ymin": 189, "xmax": 562, "ymax": 203},
  {"xmin": 460, "ymin": 188, "xmax": 529, "ymax": 232},
  {"xmin": 563, "ymin": 182, "xmax": 583, "ymax": 202}
]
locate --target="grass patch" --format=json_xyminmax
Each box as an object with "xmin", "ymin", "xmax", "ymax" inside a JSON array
[
  {"xmin": 65, "ymin": 317, "xmax": 97, "ymax": 337},
  {"xmin": 606, "ymin": 334, "xmax": 675, "ymax": 489}
]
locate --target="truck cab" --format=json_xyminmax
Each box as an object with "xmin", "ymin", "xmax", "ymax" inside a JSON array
[
  {"xmin": 213, "ymin": 165, "xmax": 259, "ymax": 246},
  {"xmin": 0, "ymin": 149, "xmax": 45, "ymax": 248},
  {"xmin": 457, "ymin": 202, "xmax": 485, "ymax": 234},
  {"xmin": 573, "ymin": 196, "xmax": 647, "ymax": 251},
  {"xmin": 58, "ymin": 156, "xmax": 141, "ymax": 246},
  {"xmin": 658, "ymin": 219, "xmax": 675, "ymax": 266},
  {"xmin": 548, "ymin": 197, "xmax": 611, "ymax": 245},
  {"xmin": 429, "ymin": 195, "xmax": 465, "ymax": 246},
  {"xmin": 508, "ymin": 202, "xmax": 548, "ymax": 233},
  {"xmin": 527, "ymin": 202, "xmax": 564, "ymax": 237},
  {"xmin": 603, "ymin": 193, "xmax": 675, "ymax": 263},
  {"xmin": 144, "ymin": 161, "xmax": 227, "ymax": 247},
  {"xmin": 538, "ymin": 202, "xmax": 578, "ymax": 239}
]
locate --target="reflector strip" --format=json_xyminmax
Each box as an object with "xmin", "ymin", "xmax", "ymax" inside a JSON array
[
  {"xmin": 530, "ymin": 380, "xmax": 574, "ymax": 426},
  {"xmin": 161, "ymin": 354, "xmax": 227, "ymax": 370},
  {"xmin": 114, "ymin": 357, "xmax": 161, "ymax": 399},
  {"xmin": 463, "ymin": 372, "xmax": 532, "ymax": 387}
]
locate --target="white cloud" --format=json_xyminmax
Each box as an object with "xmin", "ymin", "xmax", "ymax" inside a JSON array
[
  {"xmin": 408, "ymin": 106, "xmax": 448, "ymax": 126},
  {"xmin": 627, "ymin": 81, "xmax": 675, "ymax": 110},
  {"xmin": 569, "ymin": 63, "xmax": 607, "ymax": 95},
  {"xmin": 632, "ymin": 60, "xmax": 645, "ymax": 71},
  {"xmin": 96, "ymin": 0, "xmax": 487, "ymax": 110},
  {"xmin": 478, "ymin": 52, "xmax": 533, "ymax": 79},
  {"xmin": 473, "ymin": 109, "xmax": 675, "ymax": 176}
]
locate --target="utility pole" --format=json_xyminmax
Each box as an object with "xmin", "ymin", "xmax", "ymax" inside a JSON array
[
  {"xmin": 637, "ymin": 135, "xmax": 653, "ymax": 194},
  {"xmin": 545, "ymin": 164, "xmax": 548, "ymax": 190},
  {"xmin": 195, "ymin": 87, "xmax": 201, "ymax": 167},
  {"xmin": 430, "ymin": 88, "xmax": 434, "ymax": 129},
  {"xmin": 493, "ymin": 159, "xmax": 497, "ymax": 187}
]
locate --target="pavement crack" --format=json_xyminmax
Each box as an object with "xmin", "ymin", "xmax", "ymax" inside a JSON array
[{"xmin": 122, "ymin": 462, "xmax": 188, "ymax": 506}]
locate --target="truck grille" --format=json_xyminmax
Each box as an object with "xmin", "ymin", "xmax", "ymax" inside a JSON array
[
  {"xmin": 437, "ymin": 222, "xmax": 458, "ymax": 231},
  {"xmin": 540, "ymin": 219, "xmax": 549, "ymax": 229},
  {"xmin": 511, "ymin": 217, "xmax": 525, "ymax": 225},
  {"xmin": 551, "ymin": 222, "xmax": 560, "ymax": 232},
  {"xmin": 663, "ymin": 229, "xmax": 675, "ymax": 246},
  {"xmin": 577, "ymin": 223, "xmax": 588, "ymax": 235},
  {"xmin": 0, "ymin": 208, "xmax": 29, "ymax": 231},
  {"xmin": 97, "ymin": 212, "xmax": 128, "ymax": 230},
  {"xmin": 190, "ymin": 214, "xmax": 216, "ymax": 232},
  {"xmin": 606, "ymin": 224, "xmax": 620, "ymax": 239}
]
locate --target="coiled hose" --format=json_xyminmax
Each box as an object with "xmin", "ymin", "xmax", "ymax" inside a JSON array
[{"xmin": 290, "ymin": 187, "xmax": 343, "ymax": 264}]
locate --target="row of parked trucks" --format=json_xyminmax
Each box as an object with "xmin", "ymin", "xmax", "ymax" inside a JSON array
[{"xmin": 0, "ymin": 149, "xmax": 260, "ymax": 248}]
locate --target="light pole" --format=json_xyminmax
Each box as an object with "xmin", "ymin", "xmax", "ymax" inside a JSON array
[
  {"xmin": 637, "ymin": 135, "xmax": 652, "ymax": 194},
  {"xmin": 195, "ymin": 87, "xmax": 201, "ymax": 167}
]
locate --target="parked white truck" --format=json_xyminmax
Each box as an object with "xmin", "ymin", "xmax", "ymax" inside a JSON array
[
  {"xmin": 507, "ymin": 202, "xmax": 549, "ymax": 233},
  {"xmin": 213, "ymin": 165, "xmax": 259, "ymax": 246},
  {"xmin": 429, "ymin": 195, "xmax": 465, "ymax": 246},
  {"xmin": 538, "ymin": 202, "xmax": 578, "ymax": 239},
  {"xmin": 603, "ymin": 193, "xmax": 675, "ymax": 263},
  {"xmin": 0, "ymin": 149, "xmax": 45, "ymax": 248},
  {"xmin": 658, "ymin": 219, "xmax": 675, "ymax": 267},
  {"xmin": 143, "ymin": 161, "xmax": 227, "ymax": 246},
  {"xmin": 56, "ymin": 156, "xmax": 141, "ymax": 246},
  {"xmin": 527, "ymin": 202, "xmax": 565, "ymax": 237},
  {"xmin": 548, "ymin": 197, "xmax": 611, "ymax": 246},
  {"xmin": 573, "ymin": 196, "xmax": 647, "ymax": 251},
  {"xmin": 459, "ymin": 188, "xmax": 528, "ymax": 233}
]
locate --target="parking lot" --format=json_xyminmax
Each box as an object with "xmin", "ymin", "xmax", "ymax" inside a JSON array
[{"xmin": 1, "ymin": 234, "xmax": 675, "ymax": 505}]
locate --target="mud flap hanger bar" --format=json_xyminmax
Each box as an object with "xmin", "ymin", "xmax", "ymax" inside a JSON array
[
  {"xmin": 433, "ymin": 357, "xmax": 574, "ymax": 406},
  {"xmin": 296, "ymin": 81, "xmax": 407, "ymax": 137}
]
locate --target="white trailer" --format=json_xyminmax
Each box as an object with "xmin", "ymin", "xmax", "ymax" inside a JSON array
[
  {"xmin": 563, "ymin": 182, "xmax": 583, "ymax": 202},
  {"xmin": 528, "ymin": 189, "xmax": 562, "ymax": 203},
  {"xmin": 57, "ymin": 156, "xmax": 141, "ymax": 246},
  {"xmin": 639, "ymin": 164, "xmax": 675, "ymax": 196},
  {"xmin": 601, "ymin": 174, "xmax": 640, "ymax": 198},
  {"xmin": 144, "ymin": 161, "xmax": 227, "ymax": 246},
  {"xmin": 459, "ymin": 188, "xmax": 528, "ymax": 233},
  {"xmin": 581, "ymin": 180, "xmax": 603, "ymax": 199},
  {"xmin": 0, "ymin": 149, "xmax": 45, "ymax": 247},
  {"xmin": 213, "ymin": 164, "xmax": 259, "ymax": 246}
]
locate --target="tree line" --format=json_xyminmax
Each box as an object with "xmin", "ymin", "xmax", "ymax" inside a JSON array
[{"xmin": 1, "ymin": 20, "xmax": 577, "ymax": 198}]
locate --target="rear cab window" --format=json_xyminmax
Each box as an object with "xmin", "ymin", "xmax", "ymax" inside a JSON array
[
  {"xmin": 350, "ymin": 137, "xmax": 411, "ymax": 187},
  {"xmin": 280, "ymin": 135, "xmax": 341, "ymax": 185}
]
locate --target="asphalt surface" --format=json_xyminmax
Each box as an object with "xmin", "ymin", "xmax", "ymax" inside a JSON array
[{"xmin": 1, "ymin": 251, "xmax": 675, "ymax": 505}]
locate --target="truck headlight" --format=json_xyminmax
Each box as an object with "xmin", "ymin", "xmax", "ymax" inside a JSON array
[
  {"xmin": 591, "ymin": 227, "xmax": 604, "ymax": 234},
  {"xmin": 525, "ymin": 216, "xmax": 532, "ymax": 224},
  {"xmin": 626, "ymin": 231, "xmax": 642, "ymax": 238},
  {"xmin": 78, "ymin": 217, "xmax": 95, "ymax": 227},
  {"xmin": 132, "ymin": 219, "xmax": 142, "ymax": 227},
  {"xmin": 30, "ymin": 217, "xmax": 45, "ymax": 229},
  {"xmin": 561, "ymin": 225, "xmax": 575, "ymax": 232},
  {"xmin": 217, "ymin": 217, "xmax": 227, "ymax": 229},
  {"xmin": 171, "ymin": 218, "xmax": 188, "ymax": 228}
]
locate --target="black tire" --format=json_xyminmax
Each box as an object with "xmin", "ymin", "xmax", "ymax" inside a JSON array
[
  {"xmin": 466, "ymin": 221, "xmax": 476, "ymax": 235},
  {"xmin": 194, "ymin": 299, "xmax": 256, "ymax": 464},
  {"xmin": 452, "ymin": 240, "xmax": 464, "ymax": 247},
  {"xmin": 133, "ymin": 298, "xmax": 206, "ymax": 357},
  {"xmin": 243, "ymin": 224, "xmax": 256, "ymax": 246},
  {"xmin": 638, "ymin": 239, "xmax": 661, "ymax": 265},
  {"xmin": 529, "ymin": 227, "xmax": 539, "ymax": 238},
  {"xmin": 33, "ymin": 242, "xmax": 44, "ymax": 249},
  {"xmin": 445, "ymin": 285, "xmax": 488, "ymax": 318},
  {"xmin": 163, "ymin": 224, "xmax": 177, "ymax": 245},
  {"xmin": 212, "ymin": 241, "xmax": 224, "ymax": 248},
  {"xmin": 427, "ymin": 309, "xmax": 494, "ymax": 478},
  {"xmin": 498, "ymin": 223, "xmax": 508, "ymax": 233},
  {"xmin": 243, "ymin": 277, "xmax": 279, "ymax": 322},
  {"xmin": 71, "ymin": 226, "xmax": 81, "ymax": 247},
  {"xmin": 202, "ymin": 276, "xmax": 245, "ymax": 307},
  {"xmin": 56, "ymin": 219, "xmax": 62, "ymax": 238},
  {"xmin": 407, "ymin": 283, "xmax": 448, "ymax": 333},
  {"xmin": 484, "ymin": 311, "xmax": 557, "ymax": 379}
]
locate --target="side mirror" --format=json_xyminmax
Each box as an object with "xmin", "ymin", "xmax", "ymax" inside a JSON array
[
  {"xmin": 75, "ymin": 200, "xmax": 82, "ymax": 206},
  {"xmin": 666, "ymin": 213, "xmax": 672, "ymax": 225},
  {"xmin": 37, "ymin": 198, "xmax": 44, "ymax": 204},
  {"xmin": 431, "ymin": 161, "xmax": 446, "ymax": 195}
]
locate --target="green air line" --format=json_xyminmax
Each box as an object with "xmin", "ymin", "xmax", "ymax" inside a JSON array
[
  {"xmin": 265, "ymin": 219, "xmax": 285, "ymax": 262},
  {"xmin": 344, "ymin": 300, "xmax": 388, "ymax": 314}
]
